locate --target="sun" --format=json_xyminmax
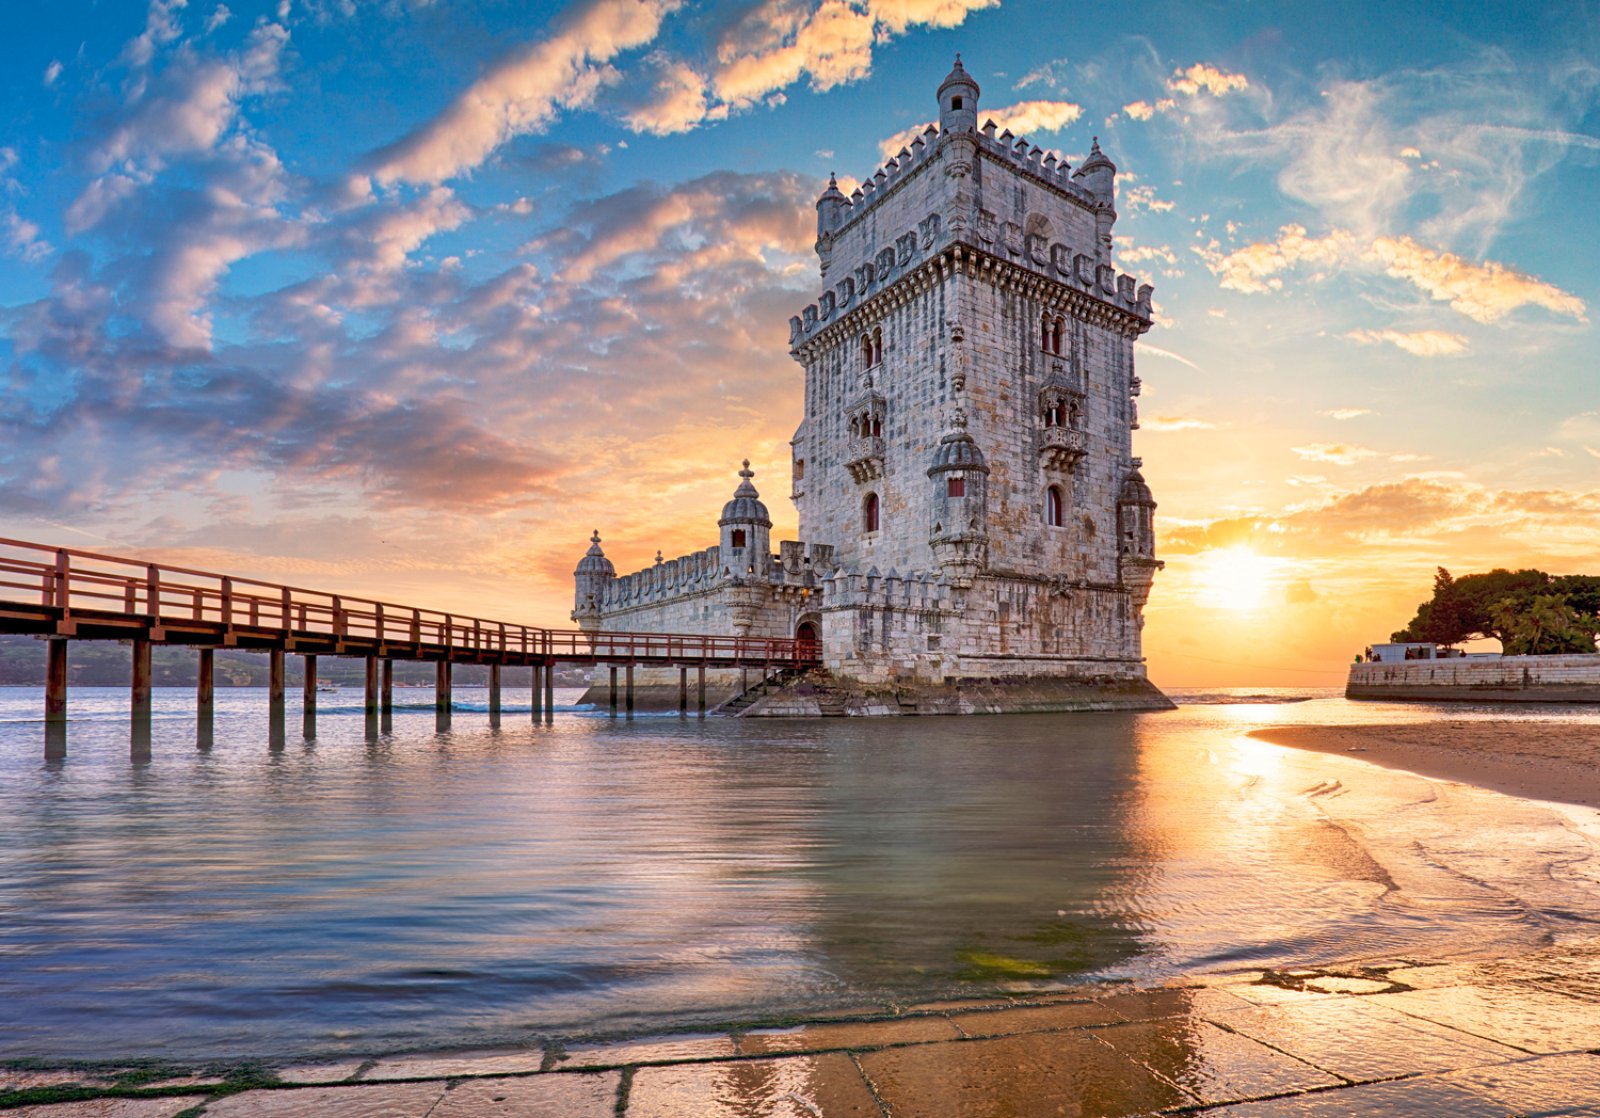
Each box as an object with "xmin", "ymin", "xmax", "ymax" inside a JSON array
[{"xmin": 1192, "ymin": 547, "xmax": 1276, "ymax": 612}]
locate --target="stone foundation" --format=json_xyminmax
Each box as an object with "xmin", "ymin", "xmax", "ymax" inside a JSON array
[
  {"xmin": 1347, "ymin": 655, "xmax": 1600, "ymax": 703},
  {"xmin": 745, "ymin": 669, "xmax": 1174, "ymax": 717}
]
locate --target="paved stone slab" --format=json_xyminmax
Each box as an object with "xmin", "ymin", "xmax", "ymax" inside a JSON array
[
  {"xmin": 626, "ymin": 1053, "xmax": 880, "ymax": 1117},
  {"xmin": 1196, "ymin": 1077, "xmax": 1507, "ymax": 1116},
  {"xmin": 1445, "ymin": 1053, "xmax": 1600, "ymax": 1115},
  {"xmin": 1091, "ymin": 1018, "xmax": 1340, "ymax": 1104},
  {"xmin": 1097, "ymin": 987, "xmax": 1197, "ymax": 1021},
  {"xmin": 948, "ymin": 999, "xmax": 1121, "ymax": 1039},
  {"xmin": 202, "ymin": 1081, "xmax": 447, "ymax": 1116},
  {"xmin": 4, "ymin": 1099, "xmax": 209, "ymax": 1118},
  {"xmin": 857, "ymin": 1031, "xmax": 1191, "ymax": 1117},
  {"xmin": 361, "ymin": 1047, "xmax": 543, "ymax": 1081},
  {"xmin": 0, "ymin": 1071, "xmax": 111, "ymax": 1093},
  {"xmin": 739, "ymin": 1015, "xmax": 959, "ymax": 1054},
  {"xmin": 1372, "ymin": 984, "xmax": 1600, "ymax": 1054},
  {"xmin": 1215, "ymin": 995, "xmax": 1523, "ymax": 1081},
  {"xmin": 558, "ymin": 1034, "xmax": 738, "ymax": 1069},
  {"xmin": 429, "ymin": 1071, "xmax": 618, "ymax": 1116},
  {"xmin": 272, "ymin": 1059, "xmax": 367, "ymax": 1084}
]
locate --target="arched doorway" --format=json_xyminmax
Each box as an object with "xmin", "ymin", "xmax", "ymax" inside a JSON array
[{"xmin": 795, "ymin": 617, "xmax": 821, "ymax": 658}]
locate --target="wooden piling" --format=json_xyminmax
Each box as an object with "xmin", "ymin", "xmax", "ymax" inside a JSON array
[
  {"xmin": 625, "ymin": 663, "xmax": 634, "ymax": 715},
  {"xmin": 543, "ymin": 661, "xmax": 554, "ymax": 719},
  {"xmin": 303, "ymin": 653, "xmax": 318, "ymax": 714},
  {"xmin": 435, "ymin": 660, "xmax": 452, "ymax": 712},
  {"xmin": 488, "ymin": 662, "xmax": 501, "ymax": 719},
  {"xmin": 45, "ymin": 638, "xmax": 67, "ymax": 725},
  {"xmin": 268, "ymin": 647, "xmax": 286, "ymax": 748},
  {"xmin": 698, "ymin": 663, "xmax": 706, "ymax": 715},
  {"xmin": 381, "ymin": 659, "xmax": 393, "ymax": 713},
  {"xmin": 196, "ymin": 646, "xmax": 214, "ymax": 742},
  {"xmin": 609, "ymin": 665, "xmax": 618, "ymax": 715},
  {"xmin": 531, "ymin": 663, "xmax": 542, "ymax": 719},
  {"xmin": 131, "ymin": 638, "xmax": 153, "ymax": 724},
  {"xmin": 678, "ymin": 666, "xmax": 688, "ymax": 714},
  {"xmin": 364, "ymin": 655, "xmax": 378, "ymax": 714}
]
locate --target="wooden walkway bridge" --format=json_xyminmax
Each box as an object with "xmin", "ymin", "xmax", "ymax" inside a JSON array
[{"xmin": 0, "ymin": 537, "xmax": 819, "ymax": 755}]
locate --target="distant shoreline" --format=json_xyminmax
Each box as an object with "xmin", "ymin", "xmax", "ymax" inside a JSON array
[{"xmin": 1251, "ymin": 721, "xmax": 1600, "ymax": 809}]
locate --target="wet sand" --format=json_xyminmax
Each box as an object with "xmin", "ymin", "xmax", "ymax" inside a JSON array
[{"xmin": 1252, "ymin": 721, "xmax": 1600, "ymax": 808}]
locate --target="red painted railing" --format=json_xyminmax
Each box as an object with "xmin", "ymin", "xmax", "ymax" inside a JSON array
[{"xmin": 0, "ymin": 537, "xmax": 819, "ymax": 666}]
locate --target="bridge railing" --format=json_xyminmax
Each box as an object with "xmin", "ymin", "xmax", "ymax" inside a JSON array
[{"xmin": 0, "ymin": 537, "xmax": 819, "ymax": 665}]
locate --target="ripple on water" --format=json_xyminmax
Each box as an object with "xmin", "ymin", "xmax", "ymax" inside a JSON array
[{"xmin": 0, "ymin": 686, "xmax": 1596, "ymax": 1060}]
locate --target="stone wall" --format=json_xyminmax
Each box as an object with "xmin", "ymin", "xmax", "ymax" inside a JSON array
[{"xmin": 1347, "ymin": 655, "xmax": 1600, "ymax": 702}]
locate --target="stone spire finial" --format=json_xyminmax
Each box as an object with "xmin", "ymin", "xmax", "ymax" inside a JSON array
[
  {"xmin": 741, "ymin": 458, "xmax": 753, "ymax": 478},
  {"xmin": 586, "ymin": 530, "xmax": 604, "ymax": 554}
]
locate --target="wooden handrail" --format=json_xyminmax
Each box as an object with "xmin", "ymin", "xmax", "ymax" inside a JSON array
[{"xmin": 0, "ymin": 536, "xmax": 821, "ymax": 665}]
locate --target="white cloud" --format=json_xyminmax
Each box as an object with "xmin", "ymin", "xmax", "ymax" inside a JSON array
[
  {"xmin": 1322, "ymin": 408, "xmax": 1374, "ymax": 420},
  {"xmin": 1292, "ymin": 443, "xmax": 1381, "ymax": 465},
  {"xmin": 1143, "ymin": 416, "xmax": 1216, "ymax": 432},
  {"xmin": 43, "ymin": 60, "xmax": 63, "ymax": 86},
  {"xmin": 1343, "ymin": 328, "xmax": 1468, "ymax": 356},
  {"xmin": 1168, "ymin": 62, "xmax": 1249, "ymax": 98},
  {"xmin": 3, "ymin": 212, "xmax": 51, "ymax": 262},
  {"xmin": 1202, "ymin": 223, "xmax": 1586, "ymax": 324},
  {"xmin": 362, "ymin": 0, "xmax": 677, "ymax": 188}
]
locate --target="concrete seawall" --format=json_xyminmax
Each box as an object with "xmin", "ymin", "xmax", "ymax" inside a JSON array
[{"xmin": 1348, "ymin": 654, "xmax": 1600, "ymax": 703}]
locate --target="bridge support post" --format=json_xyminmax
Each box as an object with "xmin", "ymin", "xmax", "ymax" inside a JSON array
[
  {"xmin": 608, "ymin": 666, "xmax": 618, "ymax": 716},
  {"xmin": 132, "ymin": 638, "xmax": 153, "ymax": 760},
  {"xmin": 197, "ymin": 648, "xmax": 214, "ymax": 750},
  {"xmin": 531, "ymin": 664, "xmax": 542, "ymax": 720},
  {"xmin": 45, "ymin": 638, "xmax": 67, "ymax": 759},
  {"xmin": 46, "ymin": 638, "xmax": 68, "ymax": 725},
  {"xmin": 364, "ymin": 656, "xmax": 379, "ymax": 714},
  {"xmin": 381, "ymin": 659, "xmax": 393, "ymax": 733},
  {"xmin": 678, "ymin": 666, "xmax": 687, "ymax": 715},
  {"xmin": 697, "ymin": 664, "xmax": 706, "ymax": 716},
  {"xmin": 488, "ymin": 663, "xmax": 501, "ymax": 723},
  {"xmin": 268, "ymin": 648, "xmax": 286, "ymax": 750},
  {"xmin": 625, "ymin": 663, "xmax": 634, "ymax": 717},
  {"xmin": 543, "ymin": 661, "xmax": 554, "ymax": 721},
  {"xmin": 303, "ymin": 654, "xmax": 318, "ymax": 714},
  {"xmin": 435, "ymin": 660, "xmax": 452, "ymax": 730}
]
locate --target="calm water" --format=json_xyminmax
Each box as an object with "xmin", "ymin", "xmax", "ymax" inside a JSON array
[{"xmin": 3, "ymin": 685, "xmax": 1599, "ymax": 1061}]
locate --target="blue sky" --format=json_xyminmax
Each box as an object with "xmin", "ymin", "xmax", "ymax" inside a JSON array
[{"xmin": 2, "ymin": 0, "xmax": 1596, "ymax": 684}]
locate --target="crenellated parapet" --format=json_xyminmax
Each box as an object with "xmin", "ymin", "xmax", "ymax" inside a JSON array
[{"xmin": 820, "ymin": 566, "xmax": 952, "ymax": 615}]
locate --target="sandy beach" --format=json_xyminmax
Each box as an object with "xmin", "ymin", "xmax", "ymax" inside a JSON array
[{"xmin": 1252, "ymin": 721, "xmax": 1600, "ymax": 808}]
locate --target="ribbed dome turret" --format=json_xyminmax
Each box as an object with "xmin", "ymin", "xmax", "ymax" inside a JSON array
[
  {"xmin": 574, "ymin": 530, "xmax": 615, "ymax": 577},
  {"xmin": 937, "ymin": 54, "xmax": 980, "ymax": 99},
  {"xmin": 817, "ymin": 172, "xmax": 847, "ymax": 206},
  {"xmin": 1119, "ymin": 469, "xmax": 1156, "ymax": 507},
  {"xmin": 1079, "ymin": 135, "xmax": 1115, "ymax": 175},
  {"xmin": 927, "ymin": 415, "xmax": 991, "ymax": 475},
  {"xmin": 718, "ymin": 460, "xmax": 772, "ymax": 527}
]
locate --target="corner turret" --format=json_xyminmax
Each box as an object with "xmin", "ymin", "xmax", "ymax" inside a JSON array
[
  {"xmin": 937, "ymin": 54, "xmax": 979, "ymax": 134},
  {"xmin": 718, "ymin": 460, "xmax": 773, "ymax": 579},
  {"xmin": 1117, "ymin": 466, "xmax": 1162, "ymax": 612},
  {"xmin": 816, "ymin": 172, "xmax": 848, "ymax": 238},
  {"xmin": 572, "ymin": 529, "xmax": 616, "ymax": 631},
  {"xmin": 926, "ymin": 410, "xmax": 990, "ymax": 589}
]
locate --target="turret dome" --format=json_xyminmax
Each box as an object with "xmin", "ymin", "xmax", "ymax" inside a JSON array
[
  {"xmin": 927, "ymin": 414, "xmax": 991, "ymax": 475},
  {"xmin": 718, "ymin": 460, "xmax": 772, "ymax": 527},
  {"xmin": 1119, "ymin": 469, "xmax": 1155, "ymax": 507},
  {"xmin": 937, "ymin": 54, "xmax": 980, "ymax": 99},
  {"xmin": 574, "ymin": 530, "xmax": 615, "ymax": 576}
]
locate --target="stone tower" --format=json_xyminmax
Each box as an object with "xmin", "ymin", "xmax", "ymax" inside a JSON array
[{"xmin": 786, "ymin": 56, "xmax": 1166, "ymax": 696}]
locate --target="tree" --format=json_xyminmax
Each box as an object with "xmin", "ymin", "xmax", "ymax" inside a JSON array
[
  {"xmin": 1491, "ymin": 594, "xmax": 1597, "ymax": 655},
  {"xmin": 1392, "ymin": 567, "xmax": 1599, "ymax": 653}
]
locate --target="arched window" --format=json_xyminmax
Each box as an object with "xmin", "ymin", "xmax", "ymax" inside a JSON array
[
  {"xmin": 1045, "ymin": 486, "xmax": 1064, "ymax": 527},
  {"xmin": 1052, "ymin": 317, "xmax": 1065, "ymax": 355},
  {"xmin": 863, "ymin": 492, "xmax": 880, "ymax": 533},
  {"xmin": 861, "ymin": 334, "xmax": 874, "ymax": 367},
  {"xmin": 870, "ymin": 415, "xmax": 882, "ymax": 437},
  {"xmin": 872, "ymin": 327, "xmax": 883, "ymax": 366},
  {"xmin": 731, "ymin": 529, "xmax": 747, "ymax": 548},
  {"xmin": 947, "ymin": 476, "xmax": 965, "ymax": 498},
  {"xmin": 1041, "ymin": 314, "xmax": 1052, "ymax": 352},
  {"xmin": 793, "ymin": 458, "xmax": 805, "ymax": 480}
]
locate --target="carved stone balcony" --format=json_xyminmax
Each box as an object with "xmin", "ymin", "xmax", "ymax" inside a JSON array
[
  {"xmin": 1039, "ymin": 426, "xmax": 1085, "ymax": 473},
  {"xmin": 845, "ymin": 435, "xmax": 886, "ymax": 482}
]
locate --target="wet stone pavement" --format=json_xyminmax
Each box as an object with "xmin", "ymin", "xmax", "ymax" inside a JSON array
[{"xmin": 12, "ymin": 943, "xmax": 1600, "ymax": 1116}]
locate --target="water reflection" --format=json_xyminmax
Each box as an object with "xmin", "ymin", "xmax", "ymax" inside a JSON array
[{"xmin": 0, "ymin": 687, "xmax": 1596, "ymax": 1062}]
